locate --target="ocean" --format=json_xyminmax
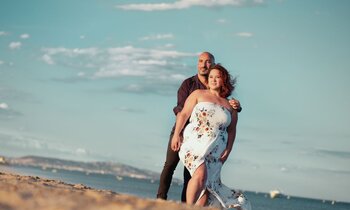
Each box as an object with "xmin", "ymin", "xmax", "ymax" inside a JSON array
[{"xmin": 1, "ymin": 165, "xmax": 349, "ymax": 210}]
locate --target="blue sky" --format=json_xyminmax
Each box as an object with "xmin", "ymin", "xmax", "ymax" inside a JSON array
[{"xmin": 1, "ymin": 0, "xmax": 350, "ymax": 202}]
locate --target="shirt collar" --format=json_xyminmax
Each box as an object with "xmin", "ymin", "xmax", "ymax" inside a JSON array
[{"xmin": 194, "ymin": 74, "xmax": 207, "ymax": 88}]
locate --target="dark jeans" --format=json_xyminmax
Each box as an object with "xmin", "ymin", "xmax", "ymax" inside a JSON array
[{"xmin": 156, "ymin": 130, "xmax": 191, "ymax": 202}]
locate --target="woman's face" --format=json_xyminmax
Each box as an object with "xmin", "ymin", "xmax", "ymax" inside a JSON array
[{"xmin": 208, "ymin": 69, "xmax": 223, "ymax": 91}]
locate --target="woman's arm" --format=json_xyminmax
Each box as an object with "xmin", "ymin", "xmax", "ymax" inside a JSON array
[
  {"xmin": 171, "ymin": 90, "xmax": 199, "ymax": 151},
  {"xmin": 220, "ymin": 110, "xmax": 238, "ymax": 163}
]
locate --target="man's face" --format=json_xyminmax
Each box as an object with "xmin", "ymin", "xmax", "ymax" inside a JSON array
[{"xmin": 197, "ymin": 53, "xmax": 213, "ymax": 76}]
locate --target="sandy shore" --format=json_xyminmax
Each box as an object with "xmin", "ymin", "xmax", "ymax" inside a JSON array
[{"xmin": 0, "ymin": 171, "xmax": 218, "ymax": 210}]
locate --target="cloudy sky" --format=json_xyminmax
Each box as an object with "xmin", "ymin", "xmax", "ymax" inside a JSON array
[{"xmin": 1, "ymin": 0, "xmax": 350, "ymax": 203}]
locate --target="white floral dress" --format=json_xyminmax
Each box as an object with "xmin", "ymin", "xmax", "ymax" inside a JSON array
[{"xmin": 179, "ymin": 102, "xmax": 251, "ymax": 210}]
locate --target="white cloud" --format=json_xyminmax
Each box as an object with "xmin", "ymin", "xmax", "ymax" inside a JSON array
[
  {"xmin": 0, "ymin": 60, "xmax": 4, "ymax": 65},
  {"xmin": 94, "ymin": 46, "xmax": 194, "ymax": 78},
  {"xmin": 0, "ymin": 31, "xmax": 9, "ymax": 36},
  {"xmin": 0, "ymin": 103, "xmax": 9, "ymax": 109},
  {"xmin": 236, "ymin": 32, "xmax": 253, "ymax": 37},
  {"xmin": 125, "ymin": 84, "xmax": 143, "ymax": 92},
  {"xmin": 164, "ymin": 43, "xmax": 175, "ymax": 48},
  {"xmin": 217, "ymin": 18, "xmax": 227, "ymax": 24},
  {"xmin": 117, "ymin": 107, "xmax": 144, "ymax": 113},
  {"xmin": 9, "ymin": 42, "xmax": 22, "ymax": 50},
  {"xmin": 280, "ymin": 167, "xmax": 287, "ymax": 172},
  {"xmin": 116, "ymin": 0, "xmax": 264, "ymax": 11},
  {"xmin": 40, "ymin": 45, "xmax": 195, "ymax": 95},
  {"xmin": 95, "ymin": 67, "xmax": 147, "ymax": 77},
  {"xmin": 170, "ymin": 73, "xmax": 186, "ymax": 81},
  {"xmin": 140, "ymin": 33, "xmax": 174, "ymax": 41},
  {"xmin": 20, "ymin": 34, "xmax": 30, "ymax": 39},
  {"xmin": 80, "ymin": 35, "xmax": 85, "ymax": 39},
  {"xmin": 0, "ymin": 131, "xmax": 98, "ymax": 161},
  {"xmin": 42, "ymin": 46, "xmax": 194, "ymax": 78},
  {"xmin": 137, "ymin": 59, "xmax": 168, "ymax": 65},
  {"xmin": 77, "ymin": 72, "xmax": 86, "ymax": 77},
  {"xmin": 41, "ymin": 47, "xmax": 99, "ymax": 65},
  {"xmin": 42, "ymin": 54, "xmax": 55, "ymax": 65},
  {"xmin": 43, "ymin": 47, "xmax": 99, "ymax": 57},
  {"xmin": 0, "ymin": 101, "xmax": 23, "ymax": 119},
  {"xmin": 76, "ymin": 148, "xmax": 87, "ymax": 155}
]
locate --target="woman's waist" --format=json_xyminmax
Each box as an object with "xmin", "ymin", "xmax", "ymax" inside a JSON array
[{"xmin": 186, "ymin": 123, "xmax": 227, "ymax": 132}]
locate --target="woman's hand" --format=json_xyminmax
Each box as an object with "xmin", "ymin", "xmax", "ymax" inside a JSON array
[
  {"xmin": 171, "ymin": 135, "xmax": 182, "ymax": 152},
  {"xmin": 219, "ymin": 149, "xmax": 231, "ymax": 163}
]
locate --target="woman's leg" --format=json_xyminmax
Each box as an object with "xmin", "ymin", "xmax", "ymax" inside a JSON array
[
  {"xmin": 196, "ymin": 189, "xmax": 208, "ymax": 206},
  {"xmin": 186, "ymin": 163, "xmax": 207, "ymax": 205}
]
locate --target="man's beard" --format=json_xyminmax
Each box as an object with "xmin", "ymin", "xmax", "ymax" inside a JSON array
[{"xmin": 199, "ymin": 69, "xmax": 209, "ymax": 76}]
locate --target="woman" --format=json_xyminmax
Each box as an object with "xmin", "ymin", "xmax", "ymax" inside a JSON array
[{"xmin": 171, "ymin": 64, "xmax": 251, "ymax": 209}]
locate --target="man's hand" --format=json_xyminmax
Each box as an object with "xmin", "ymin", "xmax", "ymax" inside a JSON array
[{"xmin": 229, "ymin": 98, "xmax": 241, "ymax": 111}]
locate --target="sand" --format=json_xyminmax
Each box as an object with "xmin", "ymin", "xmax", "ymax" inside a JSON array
[{"xmin": 0, "ymin": 171, "xmax": 218, "ymax": 210}]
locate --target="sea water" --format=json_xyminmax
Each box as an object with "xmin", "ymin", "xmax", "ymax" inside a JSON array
[{"xmin": 1, "ymin": 165, "xmax": 349, "ymax": 210}]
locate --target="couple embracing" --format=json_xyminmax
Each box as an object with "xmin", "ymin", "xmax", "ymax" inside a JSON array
[{"xmin": 157, "ymin": 52, "xmax": 251, "ymax": 210}]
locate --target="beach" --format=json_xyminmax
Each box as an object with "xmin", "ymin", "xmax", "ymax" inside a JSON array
[
  {"xmin": 1, "ymin": 165, "xmax": 349, "ymax": 210},
  {"xmin": 0, "ymin": 171, "xmax": 216, "ymax": 210},
  {"xmin": 1, "ymin": 160, "xmax": 350, "ymax": 210}
]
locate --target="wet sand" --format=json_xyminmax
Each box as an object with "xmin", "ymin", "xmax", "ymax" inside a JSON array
[{"xmin": 0, "ymin": 171, "xmax": 217, "ymax": 210}]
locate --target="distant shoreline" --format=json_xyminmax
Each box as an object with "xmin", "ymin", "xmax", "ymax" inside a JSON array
[
  {"xmin": 1, "ymin": 155, "xmax": 349, "ymax": 204},
  {"xmin": 3, "ymin": 155, "xmax": 168, "ymax": 182},
  {"xmin": 0, "ymin": 171, "xmax": 216, "ymax": 210}
]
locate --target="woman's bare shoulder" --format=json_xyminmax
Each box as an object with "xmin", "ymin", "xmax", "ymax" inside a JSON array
[
  {"xmin": 191, "ymin": 89, "xmax": 207, "ymax": 96},
  {"xmin": 222, "ymin": 99, "xmax": 235, "ymax": 112}
]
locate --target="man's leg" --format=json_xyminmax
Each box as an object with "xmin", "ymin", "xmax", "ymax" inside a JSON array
[
  {"xmin": 181, "ymin": 166, "xmax": 191, "ymax": 202},
  {"xmin": 156, "ymin": 131, "xmax": 180, "ymax": 200}
]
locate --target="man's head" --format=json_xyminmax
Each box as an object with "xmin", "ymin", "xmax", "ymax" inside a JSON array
[{"xmin": 197, "ymin": 52, "xmax": 215, "ymax": 76}]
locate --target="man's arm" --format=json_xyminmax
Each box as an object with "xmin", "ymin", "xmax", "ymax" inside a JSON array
[{"xmin": 173, "ymin": 79, "xmax": 191, "ymax": 115}]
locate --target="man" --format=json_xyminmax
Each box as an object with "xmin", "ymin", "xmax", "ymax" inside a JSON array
[{"xmin": 156, "ymin": 52, "xmax": 241, "ymax": 201}]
